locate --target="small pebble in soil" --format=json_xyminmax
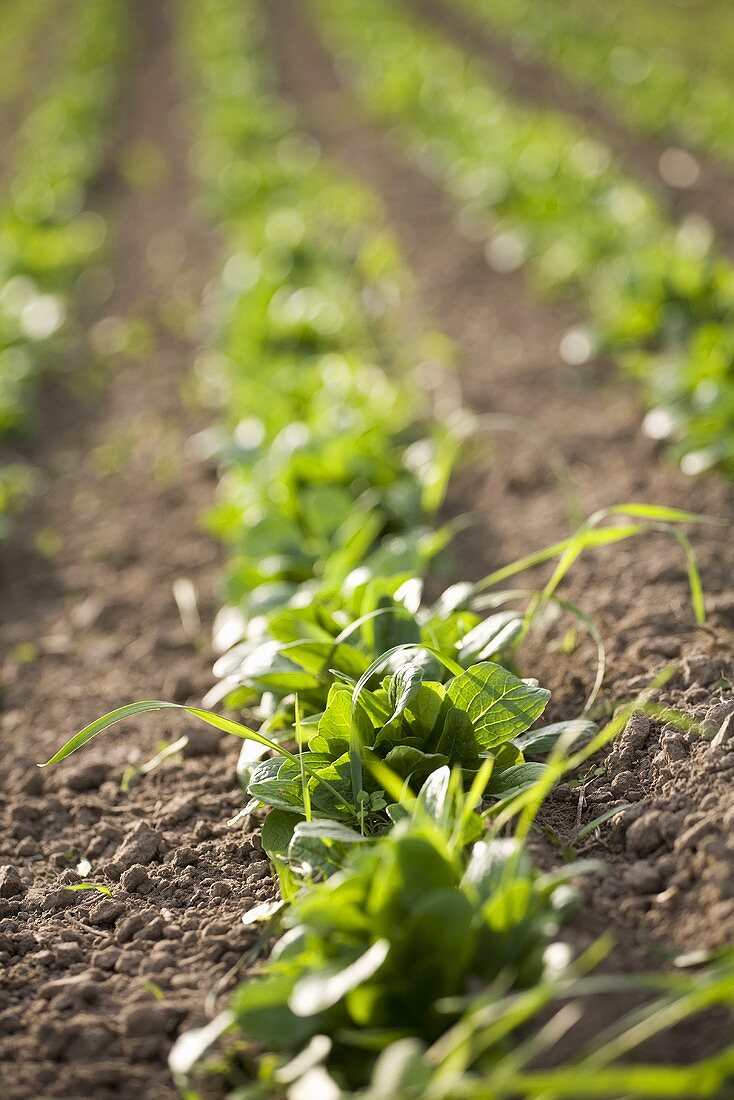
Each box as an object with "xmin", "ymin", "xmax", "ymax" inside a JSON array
[
  {"xmin": 0, "ymin": 866, "xmax": 23, "ymax": 898},
  {"xmin": 119, "ymin": 864, "xmax": 150, "ymax": 893},
  {"xmin": 625, "ymin": 862, "xmax": 662, "ymax": 895},
  {"xmin": 626, "ymin": 811, "xmax": 664, "ymax": 856},
  {"xmin": 182, "ymin": 727, "xmax": 222, "ymax": 757},
  {"xmin": 65, "ymin": 762, "xmax": 110, "ymax": 792},
  {"xmin": 89, "ymin": 899, "xmax": 125, "ymax": 927}
]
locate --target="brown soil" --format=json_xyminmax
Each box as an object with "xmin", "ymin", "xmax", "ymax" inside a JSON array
[
  {"xmin": 266, "ymin": 0, "xmax": 734, "ymax": 1062},
  {"xmin": 0, "ymin": 4, "xmax": 273, "ymax": 1098},
  {"xmin": 409, "ymin": 0, "xmax": 734, "ymax": 256}
]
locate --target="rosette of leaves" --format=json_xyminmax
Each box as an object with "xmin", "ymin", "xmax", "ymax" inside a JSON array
[
  {"xmin": 220, "ymin": 820, "xmax": 578, "ymax": 1094},
  {"xmin": 215, "ymin": 574, "xmax": 523, "ymax": 734},
  {"xmin": 244, "ymin": 658, "xmax": 572, "ymax": 844}
]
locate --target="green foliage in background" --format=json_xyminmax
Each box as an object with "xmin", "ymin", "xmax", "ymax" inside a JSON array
[
  {"xmin": 0, "ymin": 0, "xmax": 128, "ymax": 521},
  {"xmin": 458, "ymin": 0, "xmax": 734, "ymax": 165},
  {"xmin": 314, "ymin": 0, "xmax": 734, "ymax": 478}
]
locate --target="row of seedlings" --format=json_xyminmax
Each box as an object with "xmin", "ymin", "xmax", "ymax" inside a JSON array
[
  {"xmin": 0, "ymin": 0, "xmax": 129, "ymax": 531},
  {"xmin": 0, "ymin": 0, "xmax": 56, "ymax": 116},
  {"xmin": 313, "ymin": 0, "xmax": 734, "ymax": 480},
  {"xmin": 457, "ymin": 0, "xmax": 734, "ymax": 165}
]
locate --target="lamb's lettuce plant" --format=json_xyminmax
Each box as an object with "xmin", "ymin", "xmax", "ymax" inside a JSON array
[
  {"xmin": 172, "ymin": 791, "xmax": 734, "ymax": 1100},
  {"xmin": 210, "ymin": 572, "xmax": 522, "ymax": 727},
  {"xmin": 244, "ymin": 658, "xmax": 552, "ymax": 833},
  {"xmin": 216, "ymin": 816, "xmax": 581, "ymax": 1091}
]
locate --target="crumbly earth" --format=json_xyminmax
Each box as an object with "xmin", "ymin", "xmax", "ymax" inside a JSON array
[
  {"xmin": 267, "ymin": 0, "xmax": 734, "ymax": 1061},
  {"xmin": 0, "ymin": 0, "xmax": 733, "ymax": 1096},
  {"xmin": 0, "ymin": 4, "xmax": 275, "ymax": 1098}
]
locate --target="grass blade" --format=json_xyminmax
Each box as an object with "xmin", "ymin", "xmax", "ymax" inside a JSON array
[{"xmin": 40, "ymin": 700, "xmax": 289, "ymax": 768}]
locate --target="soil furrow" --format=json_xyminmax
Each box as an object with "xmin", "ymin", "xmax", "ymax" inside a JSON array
[
  {"xmin": 0, "ymin": 3, "xmax": 270, "ymax": 1098},
  {"xmin": 406, "ymin": 0, "xmax": 734, "ymax": 256},
  {"xmin": 266, "ymin": 0, "xmax": 734, "ymax": 1057}
]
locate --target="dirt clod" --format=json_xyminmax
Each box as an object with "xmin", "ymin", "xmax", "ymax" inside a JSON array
[
  {"xmin": 625, "ymin": 811, "xmax": 665, "ymax": 857},
  {"xmin": 65, "ymin": 763, "xmax": 110, "ymax": 792},
  {"xmin": 116, "ymin": 912, "xmax": 146, "ymax": 944},
  {"xmin": 41, "ymin": 889, "xmax": 76, "ymax": 913},
  {"xmin": 89, "ymin": 899, "xmax": 126, "ymax": 927},
  {"xmin": 0, "ymin": 866, "xmax": 23, "ymax": 898},
  {"xmin": 711, "ymin": 712, "xmax": 734, "ymax": 749},
  {"xmin": 110, "ymin": 822, "xmax": 162, "ymax": 874},
  {"xmin": 161, "ymin": 793, "xmax": 197, "ymax": 825},
  {"xmin": 121, "ymin": 1004, "xmax": 169, "ymax": 1038},
  {"xmin": 625, "ymin": 862, "xmax": 662, "ymax": 895},
  {"xmin": 119, "ymin": 864, "xmax": 150, "ymax": 893}
]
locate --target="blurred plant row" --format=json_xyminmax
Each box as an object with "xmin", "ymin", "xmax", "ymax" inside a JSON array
[
  {"xmin": 457, "ymin": 0, "xmax": 734, "ymax": 165},
  {"xmin": 160, "ymin": 0, "xmax": 601, "ymax": 851},
  {"xmin": 0, "ymin": 0, "xmax": 55, "ymax": 112},
  {"xmin": 0, "ymin": 0, "xmax": 127, "ymax": 533},
  {"xmin": 51, "ymin": 1, "xmax": 734, "ymax": 1096},
  {"xmin": 314, "ymin": 0, "xmax": 734, "ymax": 479}
]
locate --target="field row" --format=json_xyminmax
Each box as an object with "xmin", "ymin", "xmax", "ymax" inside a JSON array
[
  {"xmin": 456, "ymin": 0, "xmax": 734, "ymax": 164},
  {"xmin": 314, "ymin": 0, "xmax": 734, "ymax": 480},
  {"xmin": 5, "ymin": 0, "xmax": 734, "ymax": 530},
  {"xmin": 0, "ymin": 0, "xmax": 127, "ymax": 531}
]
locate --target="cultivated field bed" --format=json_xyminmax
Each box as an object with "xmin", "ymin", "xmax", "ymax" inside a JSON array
[{"xmin": 0, "ymin": 1, "xmax": 732, "ymax": 1098}]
